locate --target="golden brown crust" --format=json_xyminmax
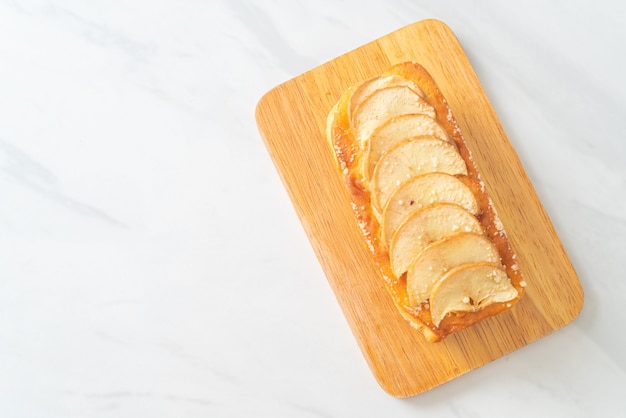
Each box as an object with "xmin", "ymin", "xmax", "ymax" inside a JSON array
[{"xmin": 327, "ymin": 62, "xmax": 525, "ymax": 342}]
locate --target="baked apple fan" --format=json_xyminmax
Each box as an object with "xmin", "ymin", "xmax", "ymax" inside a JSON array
[{"xmin": 326, "ymin": 62, "xmax": 526, "ymax": 342}]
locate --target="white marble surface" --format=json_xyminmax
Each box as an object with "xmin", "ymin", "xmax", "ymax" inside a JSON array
[{"xmin": 1, "ymin": 0, "xmax": 624, "ymax": 416}]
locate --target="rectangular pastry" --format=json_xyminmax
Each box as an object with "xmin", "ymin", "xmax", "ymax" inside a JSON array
[{"xmin": 326, "ymin": 62, "xmax": 526, "ymax": 342}]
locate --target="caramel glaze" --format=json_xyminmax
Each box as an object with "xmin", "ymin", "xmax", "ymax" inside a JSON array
[{"xmin": 328, "ymin": 62, "xmax": 525, "ymax": 342}]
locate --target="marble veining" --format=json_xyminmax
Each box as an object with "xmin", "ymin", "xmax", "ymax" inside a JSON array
[{"xmin": 0, "ymin": 0, "xmax": 625, "ymax": 416}]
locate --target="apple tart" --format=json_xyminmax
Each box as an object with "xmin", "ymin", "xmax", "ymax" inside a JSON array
[{"xmin": 326, "ymin": 62, "xmax": 526, "ymax": 342}]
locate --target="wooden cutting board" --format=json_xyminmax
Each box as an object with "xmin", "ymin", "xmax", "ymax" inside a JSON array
[{"xmin": 255, "ymin": 19, "xmax": 583, "ymax": 397}]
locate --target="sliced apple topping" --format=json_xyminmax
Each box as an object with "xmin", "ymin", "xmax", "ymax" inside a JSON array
[
  {"xmin": 348, "ymin": 75, "xmax": 425, "ymax": 121},
  {"xmin": 429, "ymin": 262, "xmax": 518, "ymax": 327},
  {"xmin": 381, "ymin": 173, "xmax": 478, "ymax": 245},
  {"xmin": 371, "ymin": 137, "xmax": 468, "ymax": 212},
  {"xmin": 351, "ymin": 86, "xmax": 436, "ymax": 144},
  {"xmin": 365, "ymin": 114, "xmax": 450, "ymax": 180},
  {"xmin": 406, "ymin": 233, "xmax": 501, "ymax": 307},
  {"xmin": 389, "ymin": 203, "xmax": 483, "ymax": 277},
  {"xmin": 328, "ymin": 65, "xmax": 522, "ymax": 337}
]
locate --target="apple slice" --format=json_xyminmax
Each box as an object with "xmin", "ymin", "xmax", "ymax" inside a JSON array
[
  {"xmin": 351, "ymin": 86, "xmax": 435, "ymax": 144},
  {"xmin": 348, "ymin": 75, "xmax": 425, "ymax": 121},
  {"xmin": 365, "ymin": 114, "xmax": 450, "ymax": 180},
  {"xmin": 371, "ymin": 137, "xmax": 468, "ymax": 212},
  {"xmin": 389, "ymin": 203, "xmax": 483, "ymax": 277},
  {"xmin": 406, "ymin": 233, "xmax": 501, "ymax": 307},
  {"xmin": 381, "ymin": 173, "xmax": 478, "ymax": 245},
  {"xmin": 429, "ymin": 262, "xmax": 518, "ymax": 327}
]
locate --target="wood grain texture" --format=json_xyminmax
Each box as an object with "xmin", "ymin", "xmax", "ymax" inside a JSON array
[{"xmin": 255, "ymin": 19, "xmax": 583, "ymax": 397}]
